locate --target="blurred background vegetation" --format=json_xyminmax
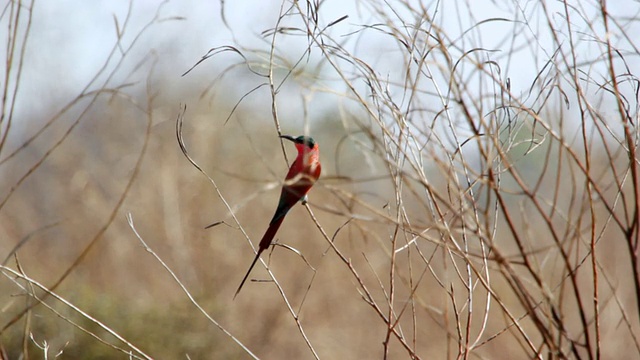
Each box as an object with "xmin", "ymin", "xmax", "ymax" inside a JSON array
[{"xmin": 1, "ymin": 0, "xmax": 640, "ymax": 358}]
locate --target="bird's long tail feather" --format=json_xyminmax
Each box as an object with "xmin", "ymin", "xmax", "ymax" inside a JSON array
[
  {"xmin": 234, "ymin": 216, "xmax": 286, "ymax": 298},
  {"xmin": 234, "ymin": 251, "xmax": 262, "ymax": 299}
]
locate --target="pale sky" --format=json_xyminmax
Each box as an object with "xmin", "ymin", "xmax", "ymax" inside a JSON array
[{"xmin": 8, "ymin": 0, "xmax": 640, "ymax": 133}]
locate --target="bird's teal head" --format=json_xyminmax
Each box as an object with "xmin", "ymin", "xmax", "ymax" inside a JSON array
[{"xmin": 280, "ymin": 135, "xmax": 317, "ymax": 149}]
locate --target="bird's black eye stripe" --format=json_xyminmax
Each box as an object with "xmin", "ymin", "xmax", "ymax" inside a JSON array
[{"xmin": 295, "ymin": 136, "xmax": 316, "ymax": 149}]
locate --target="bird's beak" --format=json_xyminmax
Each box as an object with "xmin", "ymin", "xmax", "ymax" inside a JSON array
[{"xmin": 279, "ymin": 135, "xmax": 296, "ymax": 142}]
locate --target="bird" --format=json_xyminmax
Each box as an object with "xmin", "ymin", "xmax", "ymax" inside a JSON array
[{"xmin": 234, "ymin": 134, "xmax": 321, "ymax": 298}]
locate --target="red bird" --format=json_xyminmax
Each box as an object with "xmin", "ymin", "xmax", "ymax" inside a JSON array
[{"xmin": 234, "ymin": 135, "xmax": 321, "ymax": 298}]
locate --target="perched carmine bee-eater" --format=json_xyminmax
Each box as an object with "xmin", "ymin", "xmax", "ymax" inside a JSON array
[{"xmin": 234, "ymin": 135, "xmax": 321, "ymax": 298}]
